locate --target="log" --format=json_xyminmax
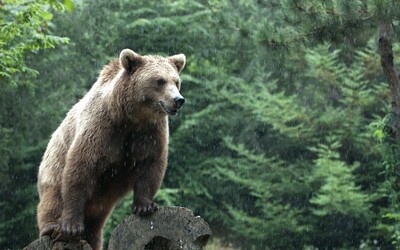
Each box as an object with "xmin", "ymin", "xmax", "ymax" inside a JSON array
[
  {"xmin": 23, "ymin": 207, "xmax": 211, "ymax": 250},
  {"xmin": 108, "ymin": 206, "xmax": 211, "ymax": 250},
  {"xmin": 23, "ymin": 235, "xmax": 92, "ymax": 250}
]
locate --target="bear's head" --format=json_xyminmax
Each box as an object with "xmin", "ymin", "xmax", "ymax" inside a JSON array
[{"xmin": 118, "ymin": 49, "xmax": 186, "ymax": 120}]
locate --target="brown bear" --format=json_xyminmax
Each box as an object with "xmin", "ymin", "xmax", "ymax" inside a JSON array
[{"xmin": 36, "ymin": 49, "xmax": 186, "ymax": 250}]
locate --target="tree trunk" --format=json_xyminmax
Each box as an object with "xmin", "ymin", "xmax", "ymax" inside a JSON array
[
  {"xmin": 378, "ymin": 21, "xmax": 400, "ymax": 198},
  {"xmin": 378, "ymin": 21, "xmax": 400, "ymax": 140}
]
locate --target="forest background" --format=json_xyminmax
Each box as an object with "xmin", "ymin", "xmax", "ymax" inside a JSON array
[{"xmin": 1, "ymin": 0, "xmax": 400, "ymax": 249}]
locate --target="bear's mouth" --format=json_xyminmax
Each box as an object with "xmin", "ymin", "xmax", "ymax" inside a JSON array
[{"xmin": 160, "ymin": 102, "xmax": 177, "ymax": 115}]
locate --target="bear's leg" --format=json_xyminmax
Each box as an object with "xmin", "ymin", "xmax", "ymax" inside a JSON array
[
  {"xmin": 132, "ymin": 159, "xmax": 165, "ymax": 215},
  {"xmin": 59, "ymin": 181, "xmax": 86, "ymax": 237},
  {"xmin": 84, "ymin": 215, "xmax": 108, "ymax": 250},
  {"xmin": 37, "ymin": 185, "xmax": 62, "ymax": 236},
  {"xmin": 59, "ymin": 135, "xmax": 111, "ymax": 237},
  {"xmin": 59, "ymin": 156, "xmax": 95, "ymax": 236}
]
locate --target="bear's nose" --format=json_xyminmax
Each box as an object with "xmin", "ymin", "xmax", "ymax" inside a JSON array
[{"xmin": 174, "ymin": 96, "xmax": 185, "ymax": 109}]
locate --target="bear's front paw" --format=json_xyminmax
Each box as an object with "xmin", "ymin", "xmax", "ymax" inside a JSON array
[
  {"xmin": 60, "ymin": 217, "xmax": 84, "ymax": 237},
  {"xmin": 132, "ymin": 199, "xmax": 158, "ymax": 216}
]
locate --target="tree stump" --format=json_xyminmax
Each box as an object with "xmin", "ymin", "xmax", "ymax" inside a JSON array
[
  {"xmin": 108, "ymin": 206, "xmax": 212, "ymax": 250},
  {"xmin": 23, "ymin": 235, "xmax": 92, "ymax": 250}
]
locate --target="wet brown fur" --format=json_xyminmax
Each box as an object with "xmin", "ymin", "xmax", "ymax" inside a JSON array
[
  {"xmin": 37, "ymin": 49, "xmax": 186, "ymax": 250},
  {"xmin": 99, "ymin": 59, "xmax": 120, "ymax": 83}
]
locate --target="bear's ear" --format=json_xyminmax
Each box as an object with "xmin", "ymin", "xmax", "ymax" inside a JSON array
[
  {"xmin": 119, "ymin": 49, "xmax": 143, "ymax": 73},
  {"xmin": 168, "ymin": 54, "xmax": 186, "ymax": 73}
]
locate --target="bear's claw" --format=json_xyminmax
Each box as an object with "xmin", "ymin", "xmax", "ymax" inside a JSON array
[
  {"xmin": 60, "ymin": 219, "xmax": 84, "ymax": 237},
  {"xmin": 40, "ymin": 223, "xmax": 59, "ymax": 237},
  {"xmin": 132, "ymin": 201, "xmax": 158, "ymax": 216}
]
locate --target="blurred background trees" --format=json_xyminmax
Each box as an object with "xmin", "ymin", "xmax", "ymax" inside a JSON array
[
  {"xmin": 0, "ymin": 0, "xmax": 70, "ymax": 246},
  {"xmin": 1, "ymin": 0, "xmax": 400, "ymax": 249}
]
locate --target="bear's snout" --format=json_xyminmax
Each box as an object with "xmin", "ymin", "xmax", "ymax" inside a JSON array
[{"xmin": 174, "ymin": 96, "xmax": 185, "ymax": 110}]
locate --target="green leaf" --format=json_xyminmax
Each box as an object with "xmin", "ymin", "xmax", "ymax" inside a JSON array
[
  {"xmin": 40, "ymin": 11, "xmax": 53, "ymax": 21},
  {"xmin": 373, "ymin": 129, "xmax": 385, "ymax": 141},
  {"xmin": 63, "ymin": 0, "xmax": 75, "ymax": 12}
]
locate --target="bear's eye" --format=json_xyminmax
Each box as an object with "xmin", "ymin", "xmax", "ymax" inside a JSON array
[
  {"xmin": 174, "ymin": 80, "xmax": 180, "ymax": 87},
  {"xmin": 157, "ymin": 78, "xmax": 166, "ymax": 86}
]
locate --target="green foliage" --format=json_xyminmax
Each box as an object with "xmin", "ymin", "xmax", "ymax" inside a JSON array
[
  {"xmin": 371, "ymin": 113, "xmax": 400, "ymax": 246},
  {"xmin": 0, "ymin": 0, "xmax": 69, "ymax": 83},
  {"xmin": 309, "ymin": 139, "xmax": 371, "ymax": 218},
  {"xmin": 308, "ymin": 138, "xmax": 373, "ymax": 246},
  {"xmin": 0, "ymin": 0, "xmax": 72, "ymax": 248},
  {"xmin": 169, "ymin": 35, "xmax": 392, "ymax": 248},
  {"xmin": 254, "ymin": 0, "xmax": 400, "ymax": 48},
  {"xmin": 210, "ymin": 138, "xmax": 308, "ymax": 248}
]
